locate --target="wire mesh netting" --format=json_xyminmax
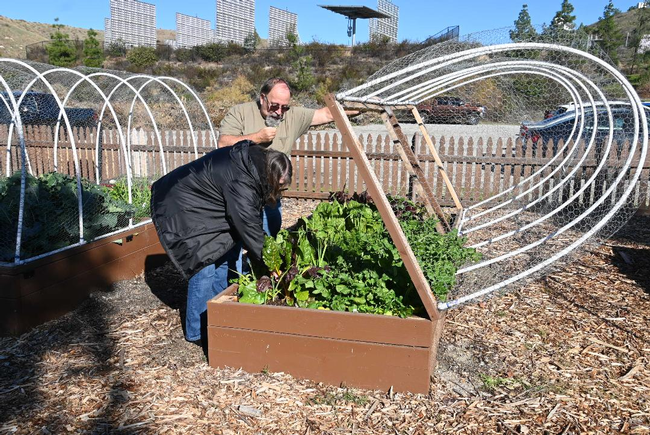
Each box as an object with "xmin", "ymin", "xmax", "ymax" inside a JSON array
[
  {"xmin": 0, "ymin": 59, "xmax": 217, "ymax": 265},
  {"xmin": 336, "ymin": 28, "xmax": 648, "ymax": 311}
]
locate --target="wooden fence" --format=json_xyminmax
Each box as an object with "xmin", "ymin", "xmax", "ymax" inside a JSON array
[{"xmin": 2, "ymin": 125, "xmax": 649, "ymax": 208}]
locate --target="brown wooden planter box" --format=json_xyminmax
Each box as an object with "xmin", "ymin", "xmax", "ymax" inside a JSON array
[
  {"xmin": 208, "ymin": 284, "xmax": 444, "ymax": 394},
  {"xmin": 0, "ymin": 223, "xmax": 165, "ymax": 336}
]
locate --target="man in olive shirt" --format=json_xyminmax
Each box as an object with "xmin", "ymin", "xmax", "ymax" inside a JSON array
[
  {"xmin": 218, "ymin": 77, "xmax": 339, "ymax": 238},
  {"xmin": 218, "ymin": 77, "xmax": 336, "ymax": 154}
]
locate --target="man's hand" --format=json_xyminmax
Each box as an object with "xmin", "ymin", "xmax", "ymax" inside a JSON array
[
  {"xmin": 217, "ymin": 127, "xmax": 277, "ymax": 148},
  {"xmin": 256, "ymin": 127, "xmax": 277, "ymax": 144}
]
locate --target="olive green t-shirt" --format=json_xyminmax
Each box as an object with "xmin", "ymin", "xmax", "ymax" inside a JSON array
[{"xmin": 219, "ymin": 101, "xmax": 316, "ymax": 155}]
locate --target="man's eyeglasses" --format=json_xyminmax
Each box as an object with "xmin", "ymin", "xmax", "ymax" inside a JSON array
[{"xmin": 263, "ymin": 94, "xmax": 290, "ymax": 113}]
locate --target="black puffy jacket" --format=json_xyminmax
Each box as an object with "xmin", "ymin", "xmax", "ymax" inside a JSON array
[{"xmin": 151, "ymin": 141, "xmax": 268, "ymax": 279}]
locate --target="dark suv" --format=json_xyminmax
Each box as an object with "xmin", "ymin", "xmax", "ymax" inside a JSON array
[
  {"xmin": 0, "ymin": 92, "xmax": 98, "ymax": 128},
  {"xmin": 520, "ymin": 105, "xmax": 650, "ymax": 144}
]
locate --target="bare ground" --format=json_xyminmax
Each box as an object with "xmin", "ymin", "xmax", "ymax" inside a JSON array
[{"xmin": 0, "ymin": 199, "xmax": 648, "ymax": 434}]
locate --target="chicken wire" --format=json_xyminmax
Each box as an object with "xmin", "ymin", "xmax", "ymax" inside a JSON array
[
  {"xmin": 0, "ymin": 59, "xmax": 216, "ymax": 265},
  {"xmin": 336, "ymin": 28, "xmax": 648, "ymax": 311}
]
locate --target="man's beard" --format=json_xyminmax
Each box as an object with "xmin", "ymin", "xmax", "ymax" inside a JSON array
[{"xmin": 265, "ymin": 115, "xmax": 282, "ymax": 128}]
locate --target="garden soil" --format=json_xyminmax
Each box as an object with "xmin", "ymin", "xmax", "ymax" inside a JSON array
[{"xmin": 0, "ymin": 199, "xmax": 648, "ymax": 434}]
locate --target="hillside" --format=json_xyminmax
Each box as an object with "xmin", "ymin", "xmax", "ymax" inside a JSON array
[
  {"xmin": 585, "ymin": 6, "xmax": 647, "ymax": 59},
  {"xmin": 0, "ymin": 16, "xmax": 103, "ymax": 59},
  {"xmin": 0, "ymin": 15, "xmax": 176, "ymax": 59}
]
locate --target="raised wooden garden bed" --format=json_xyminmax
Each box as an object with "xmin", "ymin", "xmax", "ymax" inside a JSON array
[
  {"xmin": 208, "ymin": 284, "xmax": 444, "ymax": 393},
  {"xmin": 0, "ymin": 222, "xmax": 165, "ymax": 336}
]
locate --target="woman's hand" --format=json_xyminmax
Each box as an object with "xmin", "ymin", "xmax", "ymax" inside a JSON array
[{"xmin": 271, "ymin": 270, "xmax": 282, "ymax": 280}]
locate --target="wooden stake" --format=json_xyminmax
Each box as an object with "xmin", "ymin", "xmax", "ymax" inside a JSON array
[
  {"xmin": 411, "ymin": 107, "xmax": 463, "ymax": 212},
  {"xmin": 381, "ymin": 107, "xmax": 450, "ymax": 233}
]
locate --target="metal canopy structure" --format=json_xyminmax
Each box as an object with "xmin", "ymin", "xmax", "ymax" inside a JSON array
[
  {"xmin": 329, "ymin": 29, "xmax": 648, "ymax": 313},
  {"xmin": 319, "ymin": 5, "xmax": 389, "ymax": 46}
]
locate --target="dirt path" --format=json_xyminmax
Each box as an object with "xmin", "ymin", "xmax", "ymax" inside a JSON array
[{"xmin": 0, "ymin": 202, "xmax": 648, "ymax": 434}]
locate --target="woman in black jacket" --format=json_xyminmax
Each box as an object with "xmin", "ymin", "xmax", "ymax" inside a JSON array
[{"xmin": 151, "ymin": 141, "xmax": 292, "ymax": 343}]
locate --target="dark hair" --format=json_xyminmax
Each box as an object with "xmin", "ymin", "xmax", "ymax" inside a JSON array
[
  {"xmin": 260, "ymin": 77, "xmax": 292, "ymax": 97},
  {"xmin": 265, "ymin": 149, "xmax": 292, "ymax": 205}
]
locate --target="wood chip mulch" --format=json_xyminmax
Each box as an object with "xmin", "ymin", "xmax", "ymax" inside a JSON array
[{"xmin": 0, "ymin": 200, "xmax": 648, "ymax": 434}]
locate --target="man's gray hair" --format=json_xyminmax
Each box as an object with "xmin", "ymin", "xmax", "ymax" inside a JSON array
[{"xmin": 260, "ymin": 77, "xmax": 292, "ymax": 97}]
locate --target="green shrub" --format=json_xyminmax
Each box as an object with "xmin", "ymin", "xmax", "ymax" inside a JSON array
[
  {"xmin": 126, "ymin": 46, "xmax": 158, "ymax": 68},
  {"xmin": 47, "ymin": 20, "xmax": 77, "ymax": 67},
  {"xmin": 175, "ymin": 48, "xmax": 194, "ymax": 63},
  {"xmin": 106, "ymin": 40, "xmax": 127, "ymax": 58},
  {"xmin": 194, "ymin": 43, "xmax": 227, "ymax": 62}
]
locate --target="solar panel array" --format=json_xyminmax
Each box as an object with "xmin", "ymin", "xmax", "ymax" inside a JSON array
[
  {"xmin": 369, "ymin": 0, "xmax": 399, "ymax": 42},
  {"xmin": 175, "ymin": 13, "xmax": 212, "ymax": 48},
  {"xmin": 268, "ymin": 6, "xmax": 298, "ymax": 47},
  {"xmin": 215, "ymin": 0, "xmax": 256, "ymax": 45},
  {"xmin": 104, "ymin": 0, "xmax": 157, "ymax": 48}
]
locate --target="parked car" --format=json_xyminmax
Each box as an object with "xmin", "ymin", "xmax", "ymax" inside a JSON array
[
  {"xmin": 417, "ymin": 96, "xmax": 486, "ymax": 125},
  {"xmin": 519, "ymin": 104, "xmax": 650, "ymax": 155},
  {"xmin": 0, "ymin": 91, "xmax": 98, "ymax": 128},
  {"xmin": 543, "ymin": 100, "xmax": 631, "ymax": 119},
  {"xmin": 397, "ymin": 96, "xmax": 486, "ymax": 125}
]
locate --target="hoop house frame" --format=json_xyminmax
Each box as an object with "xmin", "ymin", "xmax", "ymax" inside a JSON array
[{"xmin": 0, "ymin": 60, "xmax": 216, "ymax": 335}]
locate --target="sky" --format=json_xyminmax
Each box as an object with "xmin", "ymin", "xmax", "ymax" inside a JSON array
[{"xmin": 0, "ymin": 0, "xmax": 640, "ymax": 45}]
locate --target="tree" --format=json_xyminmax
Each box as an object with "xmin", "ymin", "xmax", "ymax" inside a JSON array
[
  {"xmin": 83, "ymin": 28, "xmax": 104, "ymax": 68},
  {"xmin": 46, "ymin": 18, "xmax": 77, "ymax": 67},
  {"xmin": 286, "ymin": 32, "xmax": 315, "ymax": 92},
  {"xmin": 538, "ymin": 0, "xmax": 577, "ymax": 43},
  {"xmin": 550, "ymin": 0, "xmax": 576, "ymax": 31},
  {"xmin": 243, "ymin": 30, "xmax": 261, "ymax": 53},
  {"xmin": 596, "ymin": 0, "xmax": 622, "ymax": 64},
  {"xmin": 510, "ymin": 4, "xmax": 538, "ymax": 42},
  {"xmin": 630, "ymin": 1, "xmax": 650, "ymax": 73}
]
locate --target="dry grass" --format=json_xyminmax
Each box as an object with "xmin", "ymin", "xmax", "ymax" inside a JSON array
[
  {"xmin": 0, "ymin": 15, "xmax": 176, "ymax": 59},
  {"xmin": 0, "ymin": 201, "xmax": 648, "ymax": 434}
]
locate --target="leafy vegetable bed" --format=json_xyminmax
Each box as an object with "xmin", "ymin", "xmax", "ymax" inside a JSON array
[
  {"xmin": 0, "ymin": 172, "xmax": 151, "ymax": 262},
  {"xmin": 237, "ymin": 193, "xmax": 480, "ymax": 317}
]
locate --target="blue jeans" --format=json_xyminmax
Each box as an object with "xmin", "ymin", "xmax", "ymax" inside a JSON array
[
  {"xmin": 185, "ymin": 244, "xmax": 240, "ymax": 342},
  {"xmin": 236, "ymin": 200, "xmax": 282, "ymax": 274},
  {"xmin": 263, "ymin": 200, "xmax": 283, "ymax": 238}
]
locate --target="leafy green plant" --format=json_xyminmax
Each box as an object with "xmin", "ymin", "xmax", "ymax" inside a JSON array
[
  {"xmin": 0, "ymin": 172, "xmax": 151, "ymax": 262},
  {"xmin": 401, "ymin": 219, "xmax": 482, "ymax": 301},
  {"xmin": 106, "ymin": 177, "xmax": 151, "ymax": 220},
  {"xmin": 480, "ymin": 374, "xmax": 509, "ymax": 391},
  {"xmin": 236, "ymin": 195, "xmax": 480, "ymax": 317}
]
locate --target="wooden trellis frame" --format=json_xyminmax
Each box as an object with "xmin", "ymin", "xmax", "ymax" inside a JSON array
[{"xmin": 339, "ymin": 99, "xmax": 463, "ymax": 230}]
